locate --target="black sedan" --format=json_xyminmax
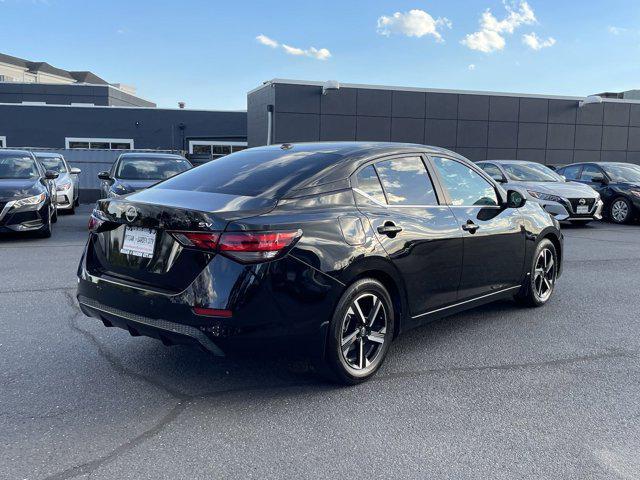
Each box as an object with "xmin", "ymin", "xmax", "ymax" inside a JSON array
[
  {"xmin": 77, "ymin": 143, "xmax": 563, "ymax": 384},
  {"xmin": 98, "ymin": 152, "xmax": 192, "ymax": 199},
  {"xmin": 556, "ymin": 162, "xmax": 640, "ymax": 224},
  {"xmin": 0, "ymin": 149, "xmax": 58, "ymax": 237}
]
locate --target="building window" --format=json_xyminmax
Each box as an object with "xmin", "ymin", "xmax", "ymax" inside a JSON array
[
  {"xmin": 0, "ymin": 136, "xmax": 6, "ymax": 148},
  {"xmin": 188, "ymin": 141, "xmax": 247, "ymax": 159},
  {"xmin": 65, "ymin": 137, "xmax": 134, "ymax": 150}
]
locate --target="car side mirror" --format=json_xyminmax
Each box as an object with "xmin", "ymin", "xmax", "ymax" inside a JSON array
[
  {"xmin": 506, "ymin": 190, "xmax": 526, "ymax": 208},
  {"xmin": 98, "ymin": 171, "xmax": 112, "ymax": 181},
  {"xmin": 591, "ymin": 175, "xmax": 607, "ymax": 184},
  {"xmin": 70, "ymin": 167, "xmax": 81, "ymax": 174},
  {"xmin": 45, "ymin": 170, "xmax": 59, "ymax": 180},
  {"xmin": 490, "ymin": 174, "xmax": 506, "ymax": 183}
]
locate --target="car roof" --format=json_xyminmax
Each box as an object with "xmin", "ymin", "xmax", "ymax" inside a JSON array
[
  {"xmin": 33, "ymin": 152, "xmax": 64, "ymax": 158},
  {"xmin": 567, "ymin": 162, "xmax": 634, "ymax": 167},
  {"xmin": 258, "ymin": 142, "xmax": 472, "ymax": 195},
  {"xmin": 481, "ymin": 159, "xmax": 539, "ymax": 165},
  {"xmin": 118, "ymin": 152, "xmax": 186, "ymax": 160},
  {"xmin": 0, "ymin": 149, "xmax": 34, "ymax": 158}
]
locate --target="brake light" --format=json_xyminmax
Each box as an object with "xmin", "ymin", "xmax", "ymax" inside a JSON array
[
  {"xmin": 218, "ymin": 230, "xmax": 302, "ymax": 263},
  {"xmin": 88, "ymin": 209, "xmax": 108, "ymax": 232},
  {"xmin": 170, "ymin": 232, "xmax": 220, "ymax": 251},
  {"xmin": 170, "ymin": 229, "xmax": 302, "ymax": 263}
]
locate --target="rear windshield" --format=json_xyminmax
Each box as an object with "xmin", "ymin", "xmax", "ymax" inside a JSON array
[
  {"xmin": 0, "ymin": 156, "xmax": 39, "ymax": 179},
  {"xmin": 38, "ymin": 157, "xmax": 67, "ymax": 173},
  {"xmin": 116, "ymin": 157, "xmax": 191, "ymax": 180},
  {"xmin": 155, "ymin": 148, "xmax": 341, "ymax": 198}
]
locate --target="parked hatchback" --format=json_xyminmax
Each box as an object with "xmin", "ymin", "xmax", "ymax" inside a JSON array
[
  {"xmin": 77, "ymin": 143, "xmax": 563, "ymax": 384},
  {"xmin": 556, "ymin": 162, "xmax": 640, "ymax": 224},
  {"xmin": 477, "ymin": 160, "xmax": 603, "ymax": 225}
]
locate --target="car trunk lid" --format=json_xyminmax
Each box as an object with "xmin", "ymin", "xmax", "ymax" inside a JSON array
[{"xmin": 86, "ymin": 189, "xmax": 277, "ymax": 292}]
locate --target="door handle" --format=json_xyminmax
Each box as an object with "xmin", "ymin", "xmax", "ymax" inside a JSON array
[
  {"xmin": 461, "ymin": 220, "xmax": 479, "ymax": 233},
  {"xmin": 377, "ymin": 222, "xmax": 403, "ymax": 236}
]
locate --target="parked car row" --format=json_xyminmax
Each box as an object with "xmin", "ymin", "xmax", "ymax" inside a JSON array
[
  {"xmin": 0, "ymin": 149, "xmax": 61, "ymax": 237},
  {"xmin": 476, "ymin": 160, "xmax": 603, "ymax": 225}
]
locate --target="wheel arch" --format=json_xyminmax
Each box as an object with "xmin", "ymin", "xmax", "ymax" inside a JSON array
[
  {"xmin": 337, "ymin": 256, "xmax": 408, "ymax": 339},
  {"xmin": 539, "ymin": 228, "xmax": 563, "ymax": 277}
]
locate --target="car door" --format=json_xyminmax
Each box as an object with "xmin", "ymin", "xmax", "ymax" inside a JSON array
[
  {"xmin": 353, "ymin": 155, "xmax": 463, "ymax": 317},
  {"xmin": 430, "ymin": 155, "xmax": 526, "ymax": 301}
]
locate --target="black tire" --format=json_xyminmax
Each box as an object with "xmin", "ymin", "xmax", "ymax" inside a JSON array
[
  {"xmin": 322, "ymin": 278, "xmax": 395, "ymax": 385},
  {"xmin": 51, "ymin": 205, "xmax": 58, "ymax": 223},
  {"xmin": 69, "ymin": 204, "xmax": 76, "ymax": 215},
  {"xmin": 37, "ymin": 210, "xmax": 52, "ymax": 238},
  {"xmin": 515, "ymin": 238, "xmax": 558, "ymax": 308},
  {"xmin": 609, "ymin": 197, "xmax": 632, "ymax": 224},
  {"xmin": 570, "ymin": 220, "xmax": 591, "ymax": 226},
  {"xmin": 74, "ymin": 197, "xmax": 80, "ymax": 207}
]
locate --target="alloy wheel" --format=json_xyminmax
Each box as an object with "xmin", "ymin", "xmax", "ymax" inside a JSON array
[
  {"xmin": 611, "ymin": 200, "xmax": 629, "ymax": 223},
  {"xmin": 533, "ymin": 248, "xmax": 556, "ymax": 302},
  {"xmin": 340, "ymin": 293, "xmax": 387, "ymax": 371}
]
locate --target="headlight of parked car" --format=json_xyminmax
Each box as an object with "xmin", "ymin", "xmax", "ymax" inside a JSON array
[
  {"xmin": 12, "ymin": 192, "xmax": 46, "ymax": 209},
  {"xmin": 527, "ymin": 190, "xmax": 564, "ymax": 203},
  {"xmin": 630, "ymin": 190, "xmax": 640, "ymax": 198},
  {"xmin": 56, "ymin": 181, "xmax": 72, "ymax": 191}
]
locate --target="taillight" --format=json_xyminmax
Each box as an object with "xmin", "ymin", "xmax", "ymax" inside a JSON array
[
  {"xmin": 219, "ymin": 230, "xmax": 302, "ymax": 263},
  {"xmin": 170, "ymin": 229, "xmax": 302, "ymax": 263},
  {"xmin": 170, "ymin": 232, "xmax": 220, "ymax": 251},
  {"xmin": 88, "ymin": 209, "xmax": 108, "ymax": 232}
]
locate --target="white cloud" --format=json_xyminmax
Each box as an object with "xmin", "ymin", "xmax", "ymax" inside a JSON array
[
  {"xmin": 522, "ymin": 32, "xmax": 556, "ymax": 50},
  {"xmin": 608, "ymin": 26, "xmax": 626, "ymax": 35},
  {"xmin": 256, "ymin": 35, "xmax": 331, "ymax": 60},
  {"xmin": 462, "ymin": 1, "xmax": 537, "ymax": 53},
  {"xmin": 468, "ymin": 64, "xmax": 476, "ymax": 70},
  {"xmin": 377, "ymin": 9, "xmax": 452, "ymax": 42},
  {"xmin": 256, "ymin": 34, "xmax": 279, "ymax": 48}
]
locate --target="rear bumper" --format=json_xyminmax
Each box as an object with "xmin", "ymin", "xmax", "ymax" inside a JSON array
[
  {"xmin": 78, "ymin": 295, "xmax": 226, "ymax": 355},
  {"xmin": 77, "ymin": 248, "xmax": 343, "ymax": 357}
]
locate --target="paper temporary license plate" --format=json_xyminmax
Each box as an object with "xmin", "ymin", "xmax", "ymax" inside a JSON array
[
  {"xmin": 576, "ymin": 205, "xmax": 589, "ymax": 214},
  {"xmin": 121, "ymin": 227, "xmax": 157, "ymax": 258}
]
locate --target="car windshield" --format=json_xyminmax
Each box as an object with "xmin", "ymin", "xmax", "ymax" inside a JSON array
[
  {"xmin": 603, "ymin": 164, "xmax": 640, "ymax": 183},
  {"xmin": 0, "ymin": 156, "xmax": 39, "ymax": 179},
  {"xmin": 116, "ymin": 157, "xmax": 191, "ymax": 180},
  {"xmin": 38, "ymin": 157, "xmax": 67, "ymax": 174},
  {"xmin": 502, "ymin": 162, "xmax": 562, "ymax": 182},
  {"xmin": 155, "ymin": 148, "xmax": 342, "ymax": 198}
]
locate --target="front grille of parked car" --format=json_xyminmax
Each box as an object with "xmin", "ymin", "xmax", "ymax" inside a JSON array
[{"xmin": 568, "ymin": 198, "xmax": 596, "ymax": 214}]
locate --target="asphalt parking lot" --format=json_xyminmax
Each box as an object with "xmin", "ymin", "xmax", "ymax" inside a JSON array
[{"xmin": 1, "ymin": 206, "xmax": 639, "ymax": 480}]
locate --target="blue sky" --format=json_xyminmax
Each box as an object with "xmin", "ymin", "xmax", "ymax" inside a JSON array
[{"xmin": 1, "ymin": 0, "xmax": 639, "ymax": 110}]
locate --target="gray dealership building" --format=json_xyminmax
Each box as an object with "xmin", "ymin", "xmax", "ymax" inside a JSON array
[{"xmin": 248, "ymin": 79, "xmax": 640, "ymax": 166}]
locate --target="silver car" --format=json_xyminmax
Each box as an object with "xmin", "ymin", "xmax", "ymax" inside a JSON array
[
  {"xmin": 477, "ymin": 160, "xmax": 603, "ymax": 224},
  {"xmin": 34, "ymin": 152, "xmax": 81, "ymax": 214}
]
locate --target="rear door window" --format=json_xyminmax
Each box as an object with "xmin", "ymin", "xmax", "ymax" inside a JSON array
[{"xmin": 374, "ymin": 156, "xmax": 438, "ymax": 206}]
